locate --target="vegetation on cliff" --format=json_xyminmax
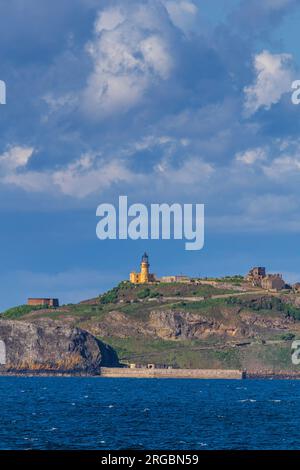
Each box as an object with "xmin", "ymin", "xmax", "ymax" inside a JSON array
[{"xmin": 2, "ymin": 281, "xmax": 300, "ymax": 371}]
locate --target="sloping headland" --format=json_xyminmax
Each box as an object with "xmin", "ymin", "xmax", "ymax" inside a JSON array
[{"xmin": 2, "ymin": 277, "xmax": 300, "ymax": 377}]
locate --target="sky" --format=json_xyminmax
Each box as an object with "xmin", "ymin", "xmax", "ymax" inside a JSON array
[{"xmin": 1, "ymin": 0, "xmax": 300, "ymax": 310}]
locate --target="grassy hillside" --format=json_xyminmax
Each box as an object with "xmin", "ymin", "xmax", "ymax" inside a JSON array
[{"xmin": 2, "ymin": 281, "xmax": 300, "ymax": 371}]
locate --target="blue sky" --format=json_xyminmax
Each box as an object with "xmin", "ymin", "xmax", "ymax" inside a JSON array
[{"xmin": 1, "ymin": 0, "xmax": 300, "ymax": 310}]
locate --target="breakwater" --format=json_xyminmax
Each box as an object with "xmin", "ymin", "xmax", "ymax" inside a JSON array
[{"xmin": 100, "ymin": 367, "xmax": 244, "ymax": 379}]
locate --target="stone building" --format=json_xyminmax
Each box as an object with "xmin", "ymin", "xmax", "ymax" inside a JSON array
[
  {"xmin": 246, "ymin": 267, "xmax": 266, "ymax": 286},
  {"xmin": 261, "ymin": 275, "xmax": 285, "ymax": 291},
  {"xmin": 160, "ymin": 275, "xmax": 191, "ymax": 283},
  {"xmin": 130, "ymin": 253, "xmax": 156, "ymax": 284},
  {"xmin": 246, "ymin": 267, "xmax": 286, "ymax": 291},
  {"xmin": 28, "ymin": 298, "xmax": 59, "ymax": 308}
]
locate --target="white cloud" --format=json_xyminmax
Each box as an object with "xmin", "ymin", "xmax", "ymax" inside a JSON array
[
  {"xmin": 163, "ymin": 1, "xmax": 199, "ymax": 33},
  {"xmin": 263, "ymin": 156, "xmax": 300, "ymax": 180},
  {"xmin": 244, "ymin": 50, "xmax": 294, "ymax": 115},
  {"xmin": 0, "ymin": 140, "xmax": 139, "ymax": 198},
  {"xmin": 155, "ymin": 156, "xmax": 214, "ymax": 185},
  {"xmin": 95, "ymin": 7, "xmax": 125, "ymax": 33},
  {"xmin": 82, "ymin": 1, "xmax": 174, "ymax": 118},
  {"xmin": 236, "ymin": 147, "xmax": 267, "ymax": 165},
  {"xmin": 140, "ymin": 35, "xmax": 173, "ymax": 80},
  {"xmin": 0, "ymin": 146, "xmax": 34, "ymax": 171},
  {"xmin": 52, "ymin": 153, "xmax": 135, "ymax": 198}
]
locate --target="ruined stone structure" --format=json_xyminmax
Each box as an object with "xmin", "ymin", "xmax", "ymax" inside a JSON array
[
  {"xmin": 28, "ymin": 298, "xmax": 59, "ymax": 308},
  {"xmin": 261, "ymin": 274, "xmax": 285, "ymax": 291},
  {"xmin": 246, "ymin": 267, "xmax": 266, "ymax": 286},
  {"xmin": 160, "ymin": 275, "xmax": 191, "ymax": 283},
  {"xmin": 293, "ymin": 283, "xmax": 300, "ymax": 293},
  {"xmin": 130, "ymin": 253, "xmax": 156, "ymax": 284},
  {"xmin": 246, "ymin": 267, "xmax": 285, "ymax": 291}
]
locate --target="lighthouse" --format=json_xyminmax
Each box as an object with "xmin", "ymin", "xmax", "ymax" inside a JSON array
[
  {"xmin": 140, "ymin": 252, "xmax": 150, "ymax": 283},
  {"xmin": 130, "ymin": 253, "xmax": 156, "ymax": 284}
]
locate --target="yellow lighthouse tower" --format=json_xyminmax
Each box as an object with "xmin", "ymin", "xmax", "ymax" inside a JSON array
[
  {"xmin": 130, "ymin": 252, "xmax": 156, "ymax": 284},
  {"xmin": 140, "ymin": 252, "xmax": 150, "ymax": 283}
]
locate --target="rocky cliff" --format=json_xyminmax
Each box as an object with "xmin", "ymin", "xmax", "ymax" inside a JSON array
[
  {"xmin": 3, "ymin": 288, "xmax": 300, "ymax": 371},
  {"xmin": 0, "ymin": 319, "xmax": 119, "ymax": 374},
  {"xmin": 81, "ymin": 307, "xmax": 296, "ymax": 341}
]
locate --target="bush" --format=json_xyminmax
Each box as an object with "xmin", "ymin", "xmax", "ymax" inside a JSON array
[
  {"xmin": 280, "ymin": 333, "xmax": 296, "ymax": 341},
  {"xmin": 226, "ymin": 296, "xmax": 300, "ymax": 320},
  {"xmin": 100, "ymin": 287, "xmax": 119, "ymax": 304},
  {"xmin": 1, "ymin": 304, "xmax": 46, "ymax": 319},
  {"xmin": 149, "ymin": 291, "xmax": 161, "ymax": 298},
  {"xmin": 137, "ymin": 288, "xmax": 151, "ymax": 299}
]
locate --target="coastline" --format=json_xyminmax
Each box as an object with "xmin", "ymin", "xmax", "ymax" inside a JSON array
[{"xmin": 1, "ymin": 368, "xmax": 300, "ymax": 379}]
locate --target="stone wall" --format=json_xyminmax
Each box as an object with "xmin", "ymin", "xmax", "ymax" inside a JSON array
[{"xmin": 100, "ymin": 367, "xmax": 244, "ymax": 379}]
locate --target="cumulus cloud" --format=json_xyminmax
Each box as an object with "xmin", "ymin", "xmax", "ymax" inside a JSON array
[
  {"xmin": 1, "ymin": 150, "xmax": 137, "ymax": 199},
  {"xmin": 82, "ymin": 0, "xmax": 175, "ymax": 118},
  {"xmin": 162, "ymin": 1, "xmax": 199, "ymax": 34},
  {"xmin": 52, "ymin": 153, "xmax": 136, "ymax": 198},
  {"xmin": 1, "ymin": 0, "xmax": 300, "ymax": 234},
  {"xmin": 155, "ymin": 156, "xmax": 214, "ymax": 186},
  {"xmin": 244, "ymin": 50, "xmax": 294, "ymax": 115},
  {"xmin": 236, "ymin": 147, "xmax": 267, "ymax": 165},
  {"xmin": 0, "ymin": 146, "xmax": 34, "ymax": 171},
  {"xmin": 263, "ymin": 156, "xmax": 300, "ymax": 180}
]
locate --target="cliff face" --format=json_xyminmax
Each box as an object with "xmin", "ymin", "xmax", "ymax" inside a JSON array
[
  {"xmin": 82, "ymin": 308, "xmax": 295, "ymax": 341},
  {"xmin": 147, "ymin": 310, "xmax": 295, "ymax": 340},
  {"xmin": 0, "ymin": 319, "xmax": 119, "ymax": 373}
]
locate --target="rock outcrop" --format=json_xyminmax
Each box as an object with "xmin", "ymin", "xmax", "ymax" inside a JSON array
[
  {"xmin": 83, "ymin": 308, "xmax": 296, "ymax": 341},
  {"xmin": 0, "ymin": 319, "xmax": 119, "ymax": 374}
]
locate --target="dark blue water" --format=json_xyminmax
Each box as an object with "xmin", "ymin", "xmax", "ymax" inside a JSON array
[{"xmin": 0, "ymin": 377, "xmax": 300, "ymax": 450}]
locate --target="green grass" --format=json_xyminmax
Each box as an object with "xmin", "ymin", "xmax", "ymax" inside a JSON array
[
  {"xmin": 100, "ymin": 336, "xmax": 243, "ymax": 369},
  {"xmin": 98, "ymin": 281, "xmax": 239, "ymax": 304},
  {"xmin": 99, "ymin": 335, "xmax": 300, "ymax": 371},
  {"xmin": 226, "ymin": 296, "xmax": 300, "ymax": 320},
  {"xmin": 1, "ymin": 304, "xmax": 48, "ymax": 319},
  {"xmin": 173, "ymin": 297, "xmax": 228, "ymax": 310}
]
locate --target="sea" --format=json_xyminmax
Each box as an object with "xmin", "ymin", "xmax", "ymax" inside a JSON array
[{"xmin": 0, "ymin": 377, "xmax": 299, "ymax": 450}]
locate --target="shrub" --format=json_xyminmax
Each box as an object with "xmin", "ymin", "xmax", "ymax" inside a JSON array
[
  {"xmin": 1, "ymin": 304, "xmax": 45, "ymax": 319},
  {"xmin": 137, "ymin": 288, "xmax": 151, "ymax": 299},
  {"xmin": 280, "ymin": 333, "xmax": 296, "ymax": 341},
  {"xmin": 100, "ymin": 287, "xmax": 119, "ymax": 304}
]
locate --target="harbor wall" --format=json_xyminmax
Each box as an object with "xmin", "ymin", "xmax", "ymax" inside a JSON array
[{"xmin": 100, "ymin": 367, "xmax": 244, "ymax": 379}]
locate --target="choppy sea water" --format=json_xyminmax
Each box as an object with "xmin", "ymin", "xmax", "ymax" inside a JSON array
[{"xmin": 0, "ymin": 377, "xmax": 300, "ymax": 450}]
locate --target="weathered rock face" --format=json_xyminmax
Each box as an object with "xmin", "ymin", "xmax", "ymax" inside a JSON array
[
  {"xmin": 148, "ymin": 311, "xmax": 239, "ymax": 339},
  {"xmin": 148, "ymin": 310, "xmax": 295, "ymax": 340},
  {"xmin": 87, "ymin": 311, "xmax": 151, "ymax": 338},
  {"xmin": 84, "ymin": 308, "xmax": 295, "ymax": 341},
  {"xmin": 0, "ymin": 319, "xmax": 119, "ymax": 373}
]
